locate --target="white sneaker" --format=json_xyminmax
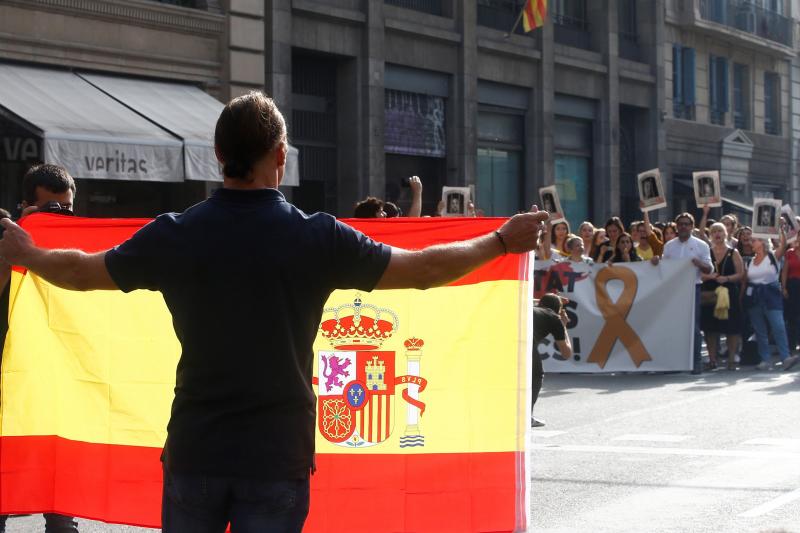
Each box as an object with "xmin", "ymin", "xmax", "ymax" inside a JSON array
[
  {"xmin": 531, "ymin": 417, "xmax": 546, "ymax": 428},
  {"xmin": 755, "ymin": 361, "xmax": 771, "ymax": 371},
  {"xmin": 783, "ymin": 354, "xmax": 799, "ymax": 371}
]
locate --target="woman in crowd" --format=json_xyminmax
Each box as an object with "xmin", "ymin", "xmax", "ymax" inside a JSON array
[
  {"xmin": 633, "ymin": 211, "xmax": 664, "ymax": 261},
  {"xmin": 589, "ymin": 228, "xmax": 607, "ymax": 262},
  {"xmin": 594, "ymin": 217, "xmax": 625, "ymax": 262},
  {"xmin": 564, "ymin": 235, "xmax": 594, "ymax": 265},
  {"xmin": 781, "ymin": 238, "xmax": 800, "ymax": 354},
  {"xmin": 745, "ymin": 237, "xmax": 798, "ymax": 371},
  {"xmin": 700, "ymin": 223, "xmax": 744, "ymax": 370},
  {"xmin": 721, "ymin": 214, "xmax": 739, "ymax": 247},
  {"xmin": 578, "ymin": 222, "xmax": 595, "ymax": 255},
  {"xmin": 662, "ymin": 221, "xmax": 678, "ymax": 242},
  {"xmin": 550, "ymin": 221, "xmax": 571, "ymax": 257},
  {"xmin": 736, "ymin": 226, "xmax": 755, "ymax": 266},
  {"xmin": 607, "ymin": 232, "xmax": 641, "ymax": 264}
]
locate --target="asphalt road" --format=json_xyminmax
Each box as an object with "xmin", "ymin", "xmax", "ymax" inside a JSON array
[
  {"xmin": 531, "ymin": 367, "xmax": 800, "ymax": 533},
  {"xmin": 4, "ymin": 367, "xmax": 799, "ymax": 532}
]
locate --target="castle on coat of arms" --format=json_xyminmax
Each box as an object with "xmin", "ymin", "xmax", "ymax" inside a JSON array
[{"xmin": 366, "ymin": 356, "xmax": 386, "ymax": 391}]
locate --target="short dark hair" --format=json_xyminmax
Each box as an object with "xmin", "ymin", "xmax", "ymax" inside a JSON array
[
  {"xmin": 384, "ymin": 202, "xmax": 402, "ymax": 218},
  {"xmin": 353, "ymin": 197, "xmax": 384, "ymax": 218},
  {"xmin": 538, "ymin": 294, "xmax": 562, "ymax": 313},
  {"xmin": 22, "ymin": 164, "xmax": 76, "ymax": 206},
  {"xmin": 675, "ymin": 212, "xmax": 695, "ymax": 226},
  {"xmin": 214, "ymin": 91, "xmax": 286, "ymax": 180}
]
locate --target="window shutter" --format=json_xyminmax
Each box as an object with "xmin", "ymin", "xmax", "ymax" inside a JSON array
[
  {"xmin": 673, "ymin": 45, "xmax": 683, "ymax": 104},
  {"xmin": 709, "ymin": 56, "xmax": 717, "ymax": 111},
  {"xmin": 721, "ymin": 59, "xmax": 729, "ymax": 112},
  {"xmin": 683, "ymin": 48, "xmax": 696, "ymax": 105}
]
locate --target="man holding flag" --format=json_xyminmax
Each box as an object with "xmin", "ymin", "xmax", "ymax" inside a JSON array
[{"xmin": 0, "ymin": 91, "xmax": 548, "ymax": 532}]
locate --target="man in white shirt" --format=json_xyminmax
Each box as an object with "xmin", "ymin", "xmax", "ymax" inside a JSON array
[{"xmin": 659, "ymin": 213, "xmax": 713, "ymax": 374}]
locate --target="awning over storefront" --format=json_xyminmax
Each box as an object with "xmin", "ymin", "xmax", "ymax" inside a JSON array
[
  {"xmin": 80, "ymin": 73, "xmax": 223, "ymax": 182},
  {"xmin": 0, "ymin": 63, "xmax": 300, "ymax": 185},
  {"xmin": 0, "ymin": 63, "xmax": 184, "ymax": 182}
]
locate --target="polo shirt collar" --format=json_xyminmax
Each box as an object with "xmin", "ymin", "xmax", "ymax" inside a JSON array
[{"xmin": 211, "ymin": 187, "xmax": 286, "ymax": 203}]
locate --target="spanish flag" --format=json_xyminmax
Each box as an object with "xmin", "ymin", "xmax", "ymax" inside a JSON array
[
  {"xmin": 1, "ymin": 214, "xmax": 533, "ymax": 532},
  {"xmin": 522, "ymin": 0, "xmax": 547, "ymax": 32}
]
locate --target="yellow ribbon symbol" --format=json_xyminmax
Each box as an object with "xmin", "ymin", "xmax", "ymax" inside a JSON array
[{"xmin": 587, "ymin": 266, "xmax": 652, "ymax": 368}]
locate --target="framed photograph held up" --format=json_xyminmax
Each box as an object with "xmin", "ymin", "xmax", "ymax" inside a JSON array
[
  {"xmin": 538, "ymin": 185, "xmax": 565, "ymax": 223},
  {"xmin": 752, "ymin": 198, "xmax": 782, "ymax": 240},
  {"xmin": 441, "ymin": 186, "xmax": 471, "ymax": 217},
  {"xmin": 780, "ymin": 204, "xmax": 799, "ymax": 243},
  {"xmin": 692, "ymin": 170, "xmax": 722, "ymax": 208},
  {"xmin": 637, "ymin": 168, "xmax": 667, "ymax": 212}
]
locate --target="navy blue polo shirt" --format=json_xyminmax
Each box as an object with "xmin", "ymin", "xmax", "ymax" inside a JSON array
[{"xmin": 104, "ymin": 188, "xmax": 392, "ymax": 479}]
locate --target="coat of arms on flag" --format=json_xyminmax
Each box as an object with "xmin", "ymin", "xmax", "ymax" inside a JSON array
[{"xmin": 315, "ymin": 296, "xmax": 427, "ymax": 448}]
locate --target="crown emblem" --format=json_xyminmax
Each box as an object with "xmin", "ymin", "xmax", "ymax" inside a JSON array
[
  {"xmin": 320, "ymin": 296, "xmax": 398, "ymax": 351},
  {"xmin": 404, "ymin": 337, "xmax": 424, "ymax": 351}
]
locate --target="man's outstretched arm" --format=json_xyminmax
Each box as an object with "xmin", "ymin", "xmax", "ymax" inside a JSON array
[
  {"xmin": 376, "ymin": 209, "xmax": 548, "ymax": 290},
  {"xmin": 0, "ymin": 218, "xmax": 117, "ymax": 291}
]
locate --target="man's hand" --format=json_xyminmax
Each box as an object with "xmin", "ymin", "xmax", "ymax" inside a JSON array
[
  {"xmin": 496, "ymin": 207, "xmax": 550, "ymax": 254},
  {"xmin": 0, "ymin": 218, "xmax": 37, "ymax": 267}
]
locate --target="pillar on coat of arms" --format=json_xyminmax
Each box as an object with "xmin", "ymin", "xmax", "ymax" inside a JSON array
[{"xmin": 400, "ymin": 337, "xmax": 425, "ymax": 448}]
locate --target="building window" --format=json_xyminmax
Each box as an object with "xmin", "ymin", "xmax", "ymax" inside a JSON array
[
  {"xmin": 384, "ymin": 0, "xmax": 443, "ymax": 16},
  {"xmin": 552, "ymin": 0, "xmax": 590, "ymax": 49},
  {"xmin": 764, "ymin": 72, "xmax": 780, "ymax": 135},
  {"xmin": 477, "ymin": 111, "xmax": 524, "ymax": 216},
  {"xmin": 618, "ymin": 0, "xmax": 640, "ymax": 61},
  {"xmin": 477, "ymin": 0, "xmax": 528, "ymax": 35},
  {"xmin": 554, "ymin": 117, "xmax": 592, "ymax": 229},
  {"xmin": 384, "ymin": 90, "xmax": 446, "ymax": 158},
  {"xmin": 709, "ymin": 55, "xmax": 729, "ymax": 126},
  {"xmin": 733, "ymin": 63, "xmax": 750, "ymax": 129},
  {"xmin": 672, "ymin": 45, "xmax": 696, "ymax": 120}
]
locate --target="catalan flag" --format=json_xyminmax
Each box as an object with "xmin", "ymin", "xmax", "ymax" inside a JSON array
[
  {"xmin": 1, "ymin": 214, "xmax": 533, "ymax": 532},
  {"xmin": 522, "ymin": 0, "xmax": 547, "ymax": 32}
]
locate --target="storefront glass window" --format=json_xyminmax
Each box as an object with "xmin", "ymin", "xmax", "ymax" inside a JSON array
[
  {"xmin": 555, "ymin": 155, "xmax": 589, "ymax": 229},
  {"xmin": 477, "ymin": 148, "xmax": 521, "ymax": 216}
]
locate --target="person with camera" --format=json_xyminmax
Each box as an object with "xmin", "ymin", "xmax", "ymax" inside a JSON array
[
  {"xmin": 0, "ymin": 91, "xmax": 549, "ymax": 533},
  {"xmin": 531, "ymin": 294, "xmax": 572, "ymax": 428},
  {"xmin": 0, "ymin": 163, "xmax": 78, "ymax": 533}
]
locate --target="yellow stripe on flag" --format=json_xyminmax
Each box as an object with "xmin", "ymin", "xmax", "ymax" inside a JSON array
[{"xmin": 2, "ymin": 272, "xmax": 529, "ymax": 454}]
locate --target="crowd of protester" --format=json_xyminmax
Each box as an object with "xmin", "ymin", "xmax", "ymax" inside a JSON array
[
  {"xmin": 536, "ymin": 203, "xmax": 800, "ymax": 373},
  {"xmin": 352, "ymin": 179, "xmax": 800, "ymax": 373}
]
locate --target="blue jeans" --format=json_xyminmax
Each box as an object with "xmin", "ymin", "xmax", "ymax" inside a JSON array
[
  {"xmin": 0, "ymin": 514, "xmax": 78, "ymax": 532},
  {"xmin": 749, "ymin": 301, "xmax": 790, "ymax": 363},
  {"xmin": 694, "ymin": 285, "xmax": 702, "ymax": 371},
  {"xmin": 161, "ymin": 466, "xmax": 310, "ymax": 533}
]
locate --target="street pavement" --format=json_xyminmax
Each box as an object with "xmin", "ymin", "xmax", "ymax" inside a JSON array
[
  {"xmin": 4, "ymin": 367, "xmax": 799, "ymax": 532},
  {"xmin": 531, "ymin": 367, "xmax": 800, "ymax": 533}
]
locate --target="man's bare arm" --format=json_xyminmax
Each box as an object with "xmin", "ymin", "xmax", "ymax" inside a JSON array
[
  {"xmin": 0, "ymin": 218, "xmax": 118, "ymax": 291},
  {"xmin": 376, "ymin": 210, "xmax": 548, "ymax": 290}
]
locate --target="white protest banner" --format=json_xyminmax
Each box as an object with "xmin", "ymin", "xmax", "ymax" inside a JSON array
[{"xmin": 534, "ymin": 259, "xmax": 696, "ymax": 372}]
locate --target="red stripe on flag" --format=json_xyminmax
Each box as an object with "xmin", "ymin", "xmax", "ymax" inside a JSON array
[
  {"xmin": 385, "ymin": 396, "xmax": 391, "ymax": 441},
  {"xmin": 17, "ymin": 215, "xmax": 529, "ymax": 285},
  {"xmin": 368, "ymin": 399, "xmax": 374, "ymax": 442},
  {"xmin": 0, "ymin": 436, "xmax": 524, "ymax": 532}
]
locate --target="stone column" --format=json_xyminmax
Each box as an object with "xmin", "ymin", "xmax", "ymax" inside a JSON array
[
  {"xmin": 532, "ymin": 12, "xmax": 555, "ymax": 195},
  {"xmin": 452, "ymin": 0, "xmax": 478, "ymax": 187},
  {"xmin": 362, "ymin": 0, "xmax": 386, "ymax": 198}
]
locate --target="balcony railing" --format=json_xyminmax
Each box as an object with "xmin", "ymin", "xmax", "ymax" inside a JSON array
[
  {"xmin": 710, "ymin": 109, "xmax": 726, "ymax": 125},
  {"xmin": 553, "ymin": 13, "xmax": 591, "ymax": 49},
  {"xmin": 733, "ymin": 110, "xmax": 749, "ymax": 129},
  {"xmin": 385, "ymin": 0, "xmax": 443, "ymax": 16},
  {"xmin": 150, "ymin": 0, "xmax": 203, "ymax": 7},
  {"xmin": 477, "ymin": 0, "xmax": 529, "ymax": 35},
  {"xmin": 699, "ymin": 0, "xmax": 792, "ymax": 48}
]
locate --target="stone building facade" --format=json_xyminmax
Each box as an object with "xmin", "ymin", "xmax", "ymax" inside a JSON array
[{"xmin": 0, "ymin": 0, "xmax": 797, "ymax": 225}]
